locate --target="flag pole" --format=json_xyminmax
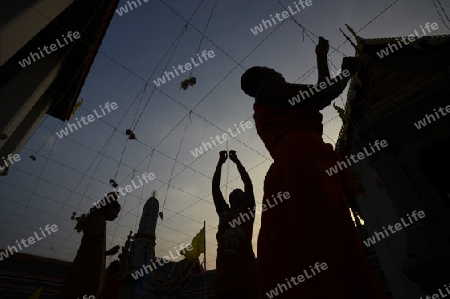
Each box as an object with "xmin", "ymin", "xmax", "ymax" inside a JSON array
[{"xmin": 204, "ymin": 220, "xmax": 206, "ymax": 299}]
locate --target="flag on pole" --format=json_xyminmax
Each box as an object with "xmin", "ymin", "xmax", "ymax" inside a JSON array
[
  {"xmin": 28, "ymin": 286, "xmax": 44, "ymax": 299},
  {"xmin": 181, "ymin": 226, "xmax": 205, "ymax": 259}
]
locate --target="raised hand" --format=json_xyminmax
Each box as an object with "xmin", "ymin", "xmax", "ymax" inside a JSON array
[
  {"xmin": 106, "ymin": 245, "xmax": 120, "ymax": 256},
  {"xmin": 315, "ymin": 36, "xmax": 329, "ymax": 57},
  {"xmin": 341, "ymin": 57, "xmax": 362, "ymax": 76},
  {"xmin": 229, "ymin": 150, "xmax": 238, "ymax": 163},
  {"xmin": 219, "ymin": 151, "xmax": 228, "ymax": 164}
]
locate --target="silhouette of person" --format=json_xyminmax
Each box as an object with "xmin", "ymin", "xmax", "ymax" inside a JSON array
[
  {"xmin": 213, "ymin": 150, "xmax": 257, "ymax": 299},
  {"xmin": 59, "ymin": 192, "xmax": 121, "ymax": 299},
  {"xmin": 99, "ymin": 253, "xmax": 128, "ymax": 299},
  {"xmin": 240, "ymin": 37, "xmax": 386, "ymax": 298}
]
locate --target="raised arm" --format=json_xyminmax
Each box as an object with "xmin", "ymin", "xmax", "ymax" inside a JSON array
[
  {"xmin": 256, "ymin": 57, "xmax": 360, "ymax": 111},
  {"xmin": 255, "ymin": 37, "xmax": 362, "ymax": 110},
  {"xmin": 106, "ymin": 245, "xmax": 120, "ymax": 256},
  {"xmin": 212, "ymin": 151, "xmax": 229, "ymax": 216},
  {"xmin": 229, "ymin": 151, "xmax": 255, "ymax": 208},
  {"xmin": 316, "ymin": 36, "xmax": 330, "ymax": 84}
]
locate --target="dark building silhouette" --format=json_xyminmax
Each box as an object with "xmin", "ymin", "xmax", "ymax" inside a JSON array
[
  {"xmin": 0, "ymin": 0, "xmax": 120, "ymax": 172},
  {"xmin": 0, "ymin": 252, "xmax": 71, "ymax": 298},
  {"xmin": 336, "ymin": 28, "xmax": 450, "ymax": 298}
]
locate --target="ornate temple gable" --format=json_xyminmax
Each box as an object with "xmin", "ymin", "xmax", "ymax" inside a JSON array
[
  {"xmin": 344, "ymin": 27, "xmax": 450, "ymax": 109},
  {"xmin": 335, "ymin": 26, "xmax": 450, "ymax": 154}
]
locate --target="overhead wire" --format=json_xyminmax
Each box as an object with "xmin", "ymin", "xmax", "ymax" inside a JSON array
[
  {"xmin": 275, "ymin": 0, "xmax": 347, "ymax": 57},
  {"xmin": 436, "ymin": 0, "xmax": 450, "ymax": 24},
  {"xmin": 6, "ymin": 0, "xmax": 112, "ymax": 244},
  {"xmin": 80, "ymin": 0, "xmax": 403, "ymax": 265},
  {"xmin": 161, "ymin": 113, "xmax": 192, "ymax": 211},
  {"xmin": 114, "ymin": 0, "xmax": 208, "ymax": 181},
  {"xmin": 188, "ymin": 0, "xmax": 219, "ymax": 78},
  {"xmin": 432, "ymin": 0, "xmax": 450, "ymax": 31},
  {"xmin": 1, "ymin": 0, "xmax": 404, "ymax": 264}
]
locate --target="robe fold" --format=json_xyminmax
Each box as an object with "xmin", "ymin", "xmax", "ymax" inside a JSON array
[{"xmin": 254, "ymin": 103, "xmax": 386, "ymax": 299}]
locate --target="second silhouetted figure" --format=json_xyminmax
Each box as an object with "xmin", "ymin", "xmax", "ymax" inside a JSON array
[{"xmin": 212, "ymin": 150, "xmax": 257, "ymax": 299}]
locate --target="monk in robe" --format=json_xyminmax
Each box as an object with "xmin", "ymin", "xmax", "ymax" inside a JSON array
[
  {"xmin": 59, "ymin": 192, "xmax": 121, "ymax": 299},
  {"xmin": 240, "ymin": 37, "xmax": 387, "ymax": 298},
  {"xmin": 213, "ymin": 150, "xmax": 258, "ymax": 299},
  {"xmin": 99, "ymin": 254, "xmax": 128, "ymax": 299}
]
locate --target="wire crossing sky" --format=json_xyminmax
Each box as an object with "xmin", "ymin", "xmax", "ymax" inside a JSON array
[{"xmin": 1, "ymin": 0, "xmax": 448, "ymax": 270}]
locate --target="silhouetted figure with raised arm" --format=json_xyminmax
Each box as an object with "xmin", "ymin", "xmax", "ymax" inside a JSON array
[
  {"xmin": 213, "ymin": 150, "xmax": 257, "ymax": 299},
  {"xmin": 99, "ymin": 250, "xmax": 128, "ymax": 299},
  {"xmin": 240, "ymin": 37, "xmax": 386, "ymax": 298},
  {"xmin": 59, "ymin": 192, "xmax": 121, "ymax": 299}
]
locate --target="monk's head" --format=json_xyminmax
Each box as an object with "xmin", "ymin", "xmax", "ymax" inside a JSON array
[
  {"xmin": 74, "ymin": 192, "xmax": 121, "ymax": 232},
  {"xmin": 241, "ymin": 66, "xmax": 284, "ymax": 97},
  {"xmin": 229, "ymin": 189, "xmax": 245, "ymax": 210},
  {"xmin": 108, "ymin": 260, "xmax": 121, "ymax": 275},
  {"xmin": 98, "ymin": 192, "xmax": 121, "ymax": 220}
]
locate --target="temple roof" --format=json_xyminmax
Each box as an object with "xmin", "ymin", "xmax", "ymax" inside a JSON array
[
  {"xmin": 355, "ymin": 34, "xmax": 450, "ymax": 46},
  {"xmin": 0, "ymin": 252, "xmax": 71, "ymax": 298},
  {"xmin": 0, "ymin": 0, "xmax": 120, "ymax": 121},
  {"xmin": 335, "ymin": 29, "xmax": 450, "ymax": 154}
]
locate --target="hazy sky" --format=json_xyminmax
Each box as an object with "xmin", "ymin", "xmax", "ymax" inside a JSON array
[{"xmin": 1, "ymin": 0, "xmax": 449, "ymax": 270}]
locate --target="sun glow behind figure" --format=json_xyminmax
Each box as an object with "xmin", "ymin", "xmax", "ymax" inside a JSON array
[{"xmin": 2, "ymin": 0, "xmax": 445, "ymax": 279}]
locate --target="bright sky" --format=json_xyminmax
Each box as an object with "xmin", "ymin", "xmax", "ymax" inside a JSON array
[{"xmin": 1, "ymin": 0, "xmax": 448, "ymax": 270}]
